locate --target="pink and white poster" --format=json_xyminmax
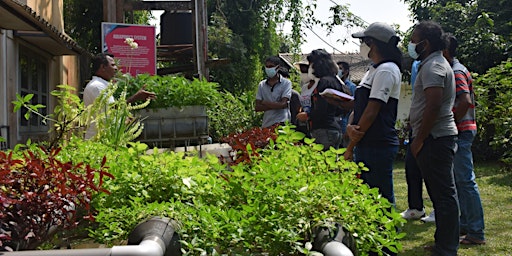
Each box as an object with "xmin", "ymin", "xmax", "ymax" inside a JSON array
[{"xmin": 101, "ymin": 22, "xmax": 156, "ymax": 76}]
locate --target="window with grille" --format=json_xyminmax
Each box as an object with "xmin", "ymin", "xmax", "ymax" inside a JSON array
[{"xmin": 18, "ymin": 46, "xmax": 49, "ymax": 133}]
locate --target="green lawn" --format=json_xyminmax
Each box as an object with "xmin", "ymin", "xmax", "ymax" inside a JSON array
[{"xmin": 393, "ymin": 161, "xmax": 512, "ymax": 255}]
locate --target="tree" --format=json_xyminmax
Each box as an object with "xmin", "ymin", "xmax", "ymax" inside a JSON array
[
  {"xmin": 207, "ymin": 0, "xmax": 364, "ymax": 94},
  {"xmin": 403, "ymin": 0, "xmax": 512, "ymax": 74},
  {"xmin": 64, "ymin": 0, "xmax": 152, "ymax": 54}
]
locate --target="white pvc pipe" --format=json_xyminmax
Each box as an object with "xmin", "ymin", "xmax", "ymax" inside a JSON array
[
  {"xmin": 2, "ymin": 236, "xmax": 167, "ymax": 256},
  {"xmin": 322, "ymin": 241, "xmax": 354, "ymax": 256},
  {"xmin": 111, "ymin": 236, "xmax": 165, "ymax": 256}
]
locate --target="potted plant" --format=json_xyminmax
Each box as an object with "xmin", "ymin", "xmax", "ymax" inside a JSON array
[{"xmin": 116, "ymin": 74, "xmax": 220, "ymax": 147}]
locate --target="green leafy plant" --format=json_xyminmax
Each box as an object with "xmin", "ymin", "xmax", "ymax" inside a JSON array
[
  {"xmin": 84, "ymin": 125, "xmax": 405, "ymax": 255},
  {"xmin": 207, "ymin": 91, "xmax": 263, "ymax": 142},
  {"xmin": 116, "ymin": 74, "xmax": 221, "ymax": 109},
  {"xmin": 90, "ymin": 82, "xmax": 149, "ymax": 148},
  {"xmin": 12, "ymin": 85, "xmax": 88, "ymax": 148},
  {"xmin": 474, "ymin": 59, "xmax": 512, "ymax": 166}
]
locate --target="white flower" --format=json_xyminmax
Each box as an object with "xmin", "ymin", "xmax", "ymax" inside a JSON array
[{"xmin": 124, "ymin": 38, "xmax": 138, "ymax": 49}]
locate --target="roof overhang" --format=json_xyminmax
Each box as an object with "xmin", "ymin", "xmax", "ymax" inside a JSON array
[{"xmin": 0, "ymin": 0, "xmax": 85, "ymax": 55}]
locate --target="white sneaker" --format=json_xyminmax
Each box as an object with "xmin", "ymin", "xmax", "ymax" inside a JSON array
[
  {"xmin": 400, "ymin": 208, "xmax": 425, "ymax": 220},
  {"xmin": 421, "ymin": 211, "xmax": 436, "ymax": 223}
]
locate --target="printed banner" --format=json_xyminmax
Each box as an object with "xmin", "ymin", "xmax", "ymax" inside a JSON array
[{"xmin": 102, "ymin": 22, "xmax": 156, "ymax": 76}]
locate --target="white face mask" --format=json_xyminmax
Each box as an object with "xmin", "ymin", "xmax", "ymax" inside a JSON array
[
  {"xmin": 307, "ymin": 65, "xmax": 317, "ymax": 81},
  {"xmin": 300, "ymin": 73, "xmax": 310, "ymax": 84},
  {"xmin": 408, "ymin": 41, "xmax": 424, "ymax": 60},
  {"xmin": 360, "ymin": 42, "xmax": 371, "ymax": 59}
]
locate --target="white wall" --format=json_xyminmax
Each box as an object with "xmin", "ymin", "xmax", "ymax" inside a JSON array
[{"xmin": 397, "ymin": 82, "xmax": 413, "ymax": 122}]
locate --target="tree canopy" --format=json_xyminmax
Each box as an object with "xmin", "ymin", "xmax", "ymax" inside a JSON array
[
  {"xmin": 404, "ymin": 0, "xmax": 512, "ymax": 74},
  {"xmin": 64, "ymin": 0, "xmax": 363, "ymax": 94}
]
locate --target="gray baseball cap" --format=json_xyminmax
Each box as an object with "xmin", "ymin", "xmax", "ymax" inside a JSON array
[{"xmin": 352, "ymin": 22, "xmax": 398, "ymax": 44}]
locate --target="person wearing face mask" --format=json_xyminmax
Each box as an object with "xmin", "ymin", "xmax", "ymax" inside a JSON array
[
  {"xmin": 408, "ymin": 21, "xmax": 459, "ymax": 255},
  {"xmin": 296, "ymin": 49, "xmax": 347, "ymax": 150},
  {"xmin": 290, "ymin": 61, "xmax": 318, "ymax": 136},
  {"xmin": 346, "ymin": 22, "xmax": 402, "ymax": 206},
  {"xmin": 255, "ymin": 56, "xmax": 292, "ymax": 128},
  {"xmin": 337, "ymin": 61, "xmax": 357, "ymax": 147}
]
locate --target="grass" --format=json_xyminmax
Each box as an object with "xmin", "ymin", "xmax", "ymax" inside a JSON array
[{"xmin": 393, "ymin": 161, "xmax": 512, "ymax": 255}]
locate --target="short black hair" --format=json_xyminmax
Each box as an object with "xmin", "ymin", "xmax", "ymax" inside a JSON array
[
  {"xmin": 92, "ymin": 52, "xmax": 114, "ymax": 74},
  {"xmin": 265, "ymin": 56, "xmax": 281, "ymax": 66},
  {"xmin": 337, "ymin": 61, "xmax": 350, "ymax": 73},
  {"xmin": 307, "ymin": 49, "xmax": 338, "ymax": 77},
  {"xmin": 414, "ymin": 20, "xmax": 446, "ymax": 52},
  {"xmin": 444, "ymin": 33, "xmax": 458, "ymax": 57},
  {"xmin": 277, "ymin": 67, "xmax": 290, "ymax": 78}
]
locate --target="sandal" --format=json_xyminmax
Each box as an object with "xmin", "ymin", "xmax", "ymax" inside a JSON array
[{"xmin": 460, "ymin": 236, "xmax": 486, "ymax": 245}]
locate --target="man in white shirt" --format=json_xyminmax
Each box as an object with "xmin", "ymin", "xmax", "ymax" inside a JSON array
[{"xmin": 83, "ymin": 53, "xmax": 155, "ymax": 139}]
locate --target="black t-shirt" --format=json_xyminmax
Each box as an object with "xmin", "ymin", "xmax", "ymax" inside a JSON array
[{"xmin": 309, "ymin": 75, "xmax": 343, "ymax": 131}]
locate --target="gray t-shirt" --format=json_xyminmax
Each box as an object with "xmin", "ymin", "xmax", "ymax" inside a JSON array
[
  {"xmin": 409, "ymin": 51, "xmax": 458, "ymax": 139},
  {"xmin": 256, "ymin": 76, "xmax": 292, "ymax": 128}
]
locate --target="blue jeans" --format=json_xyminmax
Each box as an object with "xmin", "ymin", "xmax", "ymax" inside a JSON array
[
  {"xmin": 405, "ymin": 138, "xmax": 424, "ymax": 211},
  {"xmin": 355, "ymin": 145, "xmax": 398, "ymax": 205},
  {"xmin": 454, "ymin": 130, "xmax": 485, "ymax": 241},
  {"xmin": 310, "ymin": 129, "xmax": 341, "ymax": 150},
  {"xmin": 416, "ymin": 135, "xmax": 459, "ymax": 256}
]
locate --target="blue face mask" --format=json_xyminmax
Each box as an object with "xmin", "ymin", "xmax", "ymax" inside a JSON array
[
  {"xmin": 338, "ymin": 70, "xmax": 344, "ymax": 79},
  {"xmin": 265, "ymin": 67, "xmax": 278, "ymax": 78},
  {"xmin": 408, "ymin": 41, "xmax": 424, "ymax": 60}
]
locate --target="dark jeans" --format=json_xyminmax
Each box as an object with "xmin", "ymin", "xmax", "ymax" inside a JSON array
[
  {"xmin": 416, "ymin": 135, "xmax": 459, "ymax": 256},
  {"xmin": 405, "ymin": 138, "xmax": 424, "ymax": 211},
  {"xmin": 310, "ymin": 128, "xmax": 341, "ymax": 150},
  {"xmin": 355, "ymin": 144, "xmax": 398, "ymax": 205}
]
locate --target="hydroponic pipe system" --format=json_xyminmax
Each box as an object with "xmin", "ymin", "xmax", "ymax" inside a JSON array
[{"xmin": 0, "ymin": 217, "xmax": 182, "ymax": 256}]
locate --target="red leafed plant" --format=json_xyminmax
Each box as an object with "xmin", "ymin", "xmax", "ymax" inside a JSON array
[
  {"xmin": 0, "ymin": 147, "xmax": 113, "ymax": 251},
  {"xmin": 221, "ymin": 124, "xmax": 279, "ymax": 165}
]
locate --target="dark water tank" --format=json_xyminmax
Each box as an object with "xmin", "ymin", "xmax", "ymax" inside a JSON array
[{"xmin": 160, "ymin": 11, "xmax": 193, "ymax": 45}]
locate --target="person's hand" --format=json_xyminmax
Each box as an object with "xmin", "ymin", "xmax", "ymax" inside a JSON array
[
  {"xmin": 346, "ymin": 124, "xmax": 364, "ymax": 142},
  {"xmin": 296, "ymin": 112, "xmax": 308, "ymax": 122},
  {"xmin": 127, "ymin": 84, "xmax": 156, "ymax": 104},
  {"xmin": 343, "ymin": 148, "xmax": 354, "ymax": 161},
  {"xmin": 410, "ymin": 138, "xmax": 423, "ymax": 158},
  {"xmin": 137, "ymin": 84, "xmax": 156, "ymax": 101}
]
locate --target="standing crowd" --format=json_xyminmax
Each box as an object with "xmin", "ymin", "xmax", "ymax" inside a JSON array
[
  {"xmin": 255, "ymin": 20, "xmax": 484, "ymax": 256},
  {"xmin": 83, "ymin": 18, "xmax": 484, "ymax": 256}
]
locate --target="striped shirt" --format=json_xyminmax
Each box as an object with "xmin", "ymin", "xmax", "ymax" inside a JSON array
[{"xmin": 452, "ymin": 58, "xmax": 476, "ymax": 131}]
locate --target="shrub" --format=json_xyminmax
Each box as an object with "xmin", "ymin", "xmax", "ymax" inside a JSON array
[
  {"xmin": 474, "ymin": 59, "xmax": 512, "ymax": 166},
  {"xmin": 0, "ymin": 145, "xmax": 112, "ymax": 251},
  {"xmin": 87, "ymin": 126, "xmax": 405, "ymax": 255},
  {"xmin": 207, "ymin": 91, "xmax": 262, "ymax": 142},
  {"xmin": 116, "ymin": 74, "xmax": 221, "ymax": 109}
]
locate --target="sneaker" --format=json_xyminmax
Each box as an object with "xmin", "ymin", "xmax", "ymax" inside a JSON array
[
  {"xmin": 400, "ymin": 208, "xmax": 425, "ymax": 220},
  {"xmin": 421, "ymin": 210, "xmax": 436, "ymax": 223}
]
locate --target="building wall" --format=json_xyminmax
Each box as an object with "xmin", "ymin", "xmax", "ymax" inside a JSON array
[
  {"xmin": 27, "ymin": 0, "xmax": 64, "ymax": 30},
  {"xmin": 0, "ymin": 0, "xmax": 82, "ymax": 147},
  {"xmin": 398, "ymin": 83, "xmax": 413, "ymax": 122}
]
